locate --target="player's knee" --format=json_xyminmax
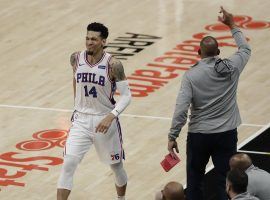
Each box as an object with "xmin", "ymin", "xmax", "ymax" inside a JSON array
[
  {"xmin": 62, "ymin": 155, "xmax": 80, "ymax": 173},
  {"xmin": 57, "ymin": 154, "xmax": 80, "ymax": 190},
  {"xmin": 110, "ymin": 162, "xmax": 128, "ymax": 187}
]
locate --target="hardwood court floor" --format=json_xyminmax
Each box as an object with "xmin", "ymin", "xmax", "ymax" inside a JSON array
[{"xmin": 0, "ymin": 0, "xmax": 269, "ymax": 199}]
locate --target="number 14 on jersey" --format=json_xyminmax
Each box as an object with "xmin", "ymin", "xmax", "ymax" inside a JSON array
[{"xmin": 84, "ymin": 85, "xmax": 97, "ymax": 98}]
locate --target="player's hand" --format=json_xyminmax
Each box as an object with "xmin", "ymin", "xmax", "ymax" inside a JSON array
[
  {"xmin": 168, "ymin": 140, "xmax": 179, "ymax": 159},
  {"xmin": 95, "ymin": 113, "xmax": 115, "ymax": 134},
  {"xmin": 218, "ymin": 6, "xmax": 236, "ymax": 29}
]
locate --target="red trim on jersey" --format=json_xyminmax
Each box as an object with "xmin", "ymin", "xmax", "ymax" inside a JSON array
[
  {"xmin": 116, "ymin": 118, "xmax": 124, "ymax": 160},
  {"xmin": 84, "ymin": 51, "xmax": 106, "ymax": 68},
  {"xmin": 109, "ymin": 84, "xmax": 114, "ymax": 104}
]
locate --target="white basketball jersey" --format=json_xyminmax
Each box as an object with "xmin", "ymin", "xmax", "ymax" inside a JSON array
[{"xmin": 74, "ymin": 51, "xmax": 116, "ymax": 115}]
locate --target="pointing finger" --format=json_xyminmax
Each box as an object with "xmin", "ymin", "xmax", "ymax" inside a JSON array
[
  {"xmin": 220, "ymin": 6, "xmax": 227, "ymax": 14},
  {"xmin": 219, "ymin": 6, "xmax": 223, "ymax": 13}
]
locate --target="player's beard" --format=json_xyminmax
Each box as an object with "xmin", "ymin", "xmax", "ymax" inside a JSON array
[{"xmin": 87, "ymin": 50, "xmax": 93, "ymax": 55}]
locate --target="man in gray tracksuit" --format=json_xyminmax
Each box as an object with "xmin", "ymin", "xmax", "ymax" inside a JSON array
[{"xmin": 167, "ymin": 7, "xmax": 251, "ymax": 200}]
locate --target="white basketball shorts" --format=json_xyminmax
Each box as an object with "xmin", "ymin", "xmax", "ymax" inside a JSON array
[{"xmin": 64, "ymin": 111, "xmax": 125, "ymax": 164}]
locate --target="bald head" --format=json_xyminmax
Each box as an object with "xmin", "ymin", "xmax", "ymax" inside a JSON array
[
  {"xmin": 199, "ymin": 36, "xmax": 219, "ymax": 58},
  {"xmin": 229, "ymin": 153, "xmax": 252, "ymax": 171},
  {"xmin": 163, "ymin": 181, "xmax": 185, "ymax": 200}
]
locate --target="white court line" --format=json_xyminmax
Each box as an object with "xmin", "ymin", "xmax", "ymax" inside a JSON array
[
  {"xmin": 237, "ymin": 150, "xmax": 270, "ymax": 155},
  {"xmin": 1, "ymin": 104, "xmax": 269, "ymax": 189},
  {"xmin": 237, "ymin": 123, "xmax": 270, "ymax": 149},
  {"xmin": 0, "ymin": 104, "xmax": 267, "ymax": 127},
  {"xmin": 0, "ymin": 104, "xmax": 72, "ymax": 112},
  {"xmin": 205, "ymin": 123, "xmax": 270, "ymax": 173}
]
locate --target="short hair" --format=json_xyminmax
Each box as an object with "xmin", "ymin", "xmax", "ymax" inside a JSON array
[
  {"xmin": 227, "ymin": 169, "xmax": 248, "ymax": 194},
  {"xmin": 163, "ymin": 182, "xmax": 184, "ymax": 200},
  {"xmin": 200, "ymin": 36, "xmax": 219, "ymax": 56},
  {"xmin": 229, "ymin": 153, "xmax": 252, "ymax": 171},
  {"xmin": 87, "ymin": 22, "xmax": 109, "ymax": 39}
]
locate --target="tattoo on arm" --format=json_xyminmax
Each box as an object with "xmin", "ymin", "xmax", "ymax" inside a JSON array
[
  {"xmin": 70, "ymin": 52, "xmax": 78, "ymax": 99},
  {"xmin": 111, "ymin": 59, "xmax": 126, "ymax": 81},
  {"xmin": 70, "ymin": 52, "xmax": 78, "ymax": 67},
  {"xmin": 71, "ymin": 53, "xmax": 78, "ymax": 99},
  {"xmin": 73, "ymin": 77, "xmax": 76, "ymax": 99},
  {"xmin": 70, "ymin": 52, "xmax": 79, "ymax": 73}
]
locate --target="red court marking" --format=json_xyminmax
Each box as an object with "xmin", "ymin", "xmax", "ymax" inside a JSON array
[
  {"xmin": 33, "ymin": 129, "xmax": 68, "ymax": 140},
  {"xmin": 233, "ymin": 15, "xmax": 252, "ymax": 24},
  {"xmin": 205, "ymin": 24, "xmax": 229, "ymax": 31},
  {"xmin": 16, "ymin": 140, "xmax": 54, "ymax": 151},
  {"xmin": 206, "ymin": 15, "xmax": 269, "ymax": 32},
  {"xmin": 55, "ymin": 139, "xmax": 66, "ymax": 148},
  {"xmin": 0, "ymin": 179, "xmax": 25, "ymax": 187},
  {"xmin": 242, "ymin": 21, "xmax": 270, "ymax": 29}
]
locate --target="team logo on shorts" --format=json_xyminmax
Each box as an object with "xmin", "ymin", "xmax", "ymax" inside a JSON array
[{"xmin": 111, "ymin": 152, "xmax": 120, "ymax": 160}]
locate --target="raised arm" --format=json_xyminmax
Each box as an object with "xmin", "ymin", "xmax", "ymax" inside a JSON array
[{"xmin": 219, "ymin": 6, "xmax": 251, "ymax": 73}]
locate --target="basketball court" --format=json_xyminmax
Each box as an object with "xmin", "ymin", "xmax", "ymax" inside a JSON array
[{"xmin": 0, "ymin": 0, "xmax": 269, "ymax": 199}]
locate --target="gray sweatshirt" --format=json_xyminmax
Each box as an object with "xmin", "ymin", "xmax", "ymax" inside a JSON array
[
  {"xmin": 169, "ymin": 28, "xmax": 251, "ymax": 139},
  {"xmin": 232, "ymin": 192, "xmax": 260, "ymax": 200},
  {"xmin": 246, "ymin": 165, "xmax": 270, "ymax": 200}
]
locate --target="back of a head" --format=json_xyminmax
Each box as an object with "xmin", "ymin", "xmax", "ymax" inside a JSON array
[
  {"xmin": 229, "ymin": 153, "xmax": 252, "ymax": 171},
  {"xmin": 87, "ymin": 22, "xmax": 109, "ymax": 39},
  {"xmin": 227, "ymin": 169, "xmax": 248, "ymax": 194},
  {"xmin": 163, "ymin": 182, "xmax": 185, "ymax": 200},
  {"xmin": 199, "ymin": 36, "xmax": 219, "ymax": 57}
]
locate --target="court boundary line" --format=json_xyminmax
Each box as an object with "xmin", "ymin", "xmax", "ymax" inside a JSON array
[
  {"xmin": 183, "ymin": 123, "xmax": 270, "ymax": 188},
  {"xmin": 0, "ymin": 104, "xmax": 267, "ymax": 127},
  {"xmin": 1, "ymin": 104, "xmax": 269, "ymax": 190},
  {"xmin": 237, "ymin": 150, "xmax": 270, "ymax": 155},
  {"xmin": 205, "ymin": 123, "xmax": 270, "ymax": 173}
]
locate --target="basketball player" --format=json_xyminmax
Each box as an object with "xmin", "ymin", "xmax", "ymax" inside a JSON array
[
  {"xmin": 57, "ymin": 22, "xmax": 132, "ymax": 200},
  {"xmin": 167, "ymin": 7, "xmax": 251, "ymax": 200}
]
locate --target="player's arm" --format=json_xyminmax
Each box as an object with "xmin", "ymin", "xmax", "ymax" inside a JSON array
[
  {"xmin": 70, "ymin": 52, "xmax": 79, "ymax": 100},
  {"xmin": 219, "ymin": 6, "xmax": 251, "ymax": 73},
  {"xmin": 95, "ymin": 57, "xmax": 132, "ymax": 134},
  {"xmin": 168, "ymin": 72, "xmax": 192, "ymax": 158},
  {"xmin": 109, "ymin": 57, "xmax": 132, "ymax": 117}
]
